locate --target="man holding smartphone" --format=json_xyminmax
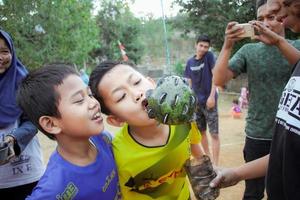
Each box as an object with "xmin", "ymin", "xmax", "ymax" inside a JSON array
[{"xmin": 212, "ymin": 0, "xmax": 300, "ymax": 199}]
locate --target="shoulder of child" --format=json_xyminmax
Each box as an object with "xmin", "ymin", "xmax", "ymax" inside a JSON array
[
  {"xmin": 103, "ymin": 129, "xmax": 113, "ymax": 139},
  {"xmin": 25, "ymin": 172, "xmax": 62, "ymax": 200},
  {"xmin": 89, "ymin": 129, "xmax": 112, "ymax": 142}
]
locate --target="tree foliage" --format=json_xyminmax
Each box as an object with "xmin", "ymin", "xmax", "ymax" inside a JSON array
[
  {"xmin": 0, "ymin": 0, "xmax": 99, "ymax": 69},
  {"xmin": 173, "ymin": 0, "xmax": 256, "ymax": 52},
  {"xmin": 139, "ymin": 16, "xmax": 174, "ymax": 65},
  {"xmin": 93, "ymin": 0, "xmax": 144, "ymax": 64}
]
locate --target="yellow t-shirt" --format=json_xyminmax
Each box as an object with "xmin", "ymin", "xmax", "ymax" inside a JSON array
[{"xmin": 112, "ymin": 123, "xmax": 201, "ymax": 200}]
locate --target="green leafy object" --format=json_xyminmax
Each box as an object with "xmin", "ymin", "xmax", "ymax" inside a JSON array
[{"xmin": 146, "ymin": 75, "xmax": 197, "ymax": 125}]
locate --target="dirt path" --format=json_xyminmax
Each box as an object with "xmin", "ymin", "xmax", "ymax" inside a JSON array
[{"xmin": 38, "ymin": 93, "xmax": 267, "ymax": 200}]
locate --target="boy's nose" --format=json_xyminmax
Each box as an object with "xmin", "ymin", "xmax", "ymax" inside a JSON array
[
  {"xmin": 89, "ymin": 97, "xmax": 100, "ymax": 109},
  {"xmin": 135, "ymin": 92, "xmax": 143, "ymax": 102}
]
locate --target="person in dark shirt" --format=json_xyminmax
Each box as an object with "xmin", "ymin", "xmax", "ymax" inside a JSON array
[
  {"xmin": 184, "ymin": 35, "xmax": 220, "ymax": 166},
  {"xmin": 210, "ymin": 1, "xmax": 300, "ymax": 200}
]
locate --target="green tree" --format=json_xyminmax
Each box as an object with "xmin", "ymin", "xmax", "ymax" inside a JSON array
[
  {"xmin": 93, "ymin": 0, "xmax": 143, "ymax": 64},
  {"xmin": 139, "ymin": 17, "xmax": 173, "ymax": 63},
  {"xmin": 0, "ymin": 0, "xmax": 99, "ymax": 69},
  {"xmin": 173, "ymin": 0, "xmax": 256, "ymax": 52}
]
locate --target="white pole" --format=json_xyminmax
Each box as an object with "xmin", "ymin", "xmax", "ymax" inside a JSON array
[{"xmin": 160, "ymin": 0, "xmax": 171, "ymax": 74}]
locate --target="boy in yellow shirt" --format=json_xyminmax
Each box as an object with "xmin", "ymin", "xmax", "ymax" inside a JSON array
[{"xmin": 89, "ymin": 61, "xmax": 203, "ymax": 200}]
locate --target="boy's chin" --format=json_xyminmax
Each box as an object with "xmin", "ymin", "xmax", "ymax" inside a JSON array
[
  {"xmin": 147, "ymin": 118, "xmax": 161, "ymax": 125},
  {"xmin": 135, "ymin": 117, "xmax": 157, "ymax": 126},
  {"xmin": 93, "ymin": 126, "xmax": 104, "ymax": 135}
]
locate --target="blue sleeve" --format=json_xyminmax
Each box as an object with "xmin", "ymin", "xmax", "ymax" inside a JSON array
[
  {"xmin": 25, "ymin": 176, "xmax": 58, "ymax": 200},
  {"xmin": 26, "ymin": 187, "xmax": 51, "ymax": 200},
  {"xmin": 8, "ymin": 114, "xmax": 38, "ymax": 155},
  {"xmin": 208, "ymin": 52, "xmax": 216, "ymax": 70}
]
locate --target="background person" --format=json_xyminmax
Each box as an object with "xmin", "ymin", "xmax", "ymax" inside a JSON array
[
  {"xmin": 0, "ymin": 29, "xmax": 44, "ymax": 200},
  {"xmin": 212, "ymin": 0, "xmax": 300, "ymax": 198},
  {"xmin": 184, "ymin": 35, "xmax": 220, "ymax": 166},
  {"xmin": 210, "ymin": 1, "xmax": 300, "ymax": 200}
]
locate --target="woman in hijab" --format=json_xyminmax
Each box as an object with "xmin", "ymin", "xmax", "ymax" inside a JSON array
[{"xmin": 0, "ymin": 29, "xmax": 44, "ymax": 200}]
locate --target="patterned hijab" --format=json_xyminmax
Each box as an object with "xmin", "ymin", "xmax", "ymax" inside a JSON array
[{"xmin": 0, "ymin": 30, "xmax": 28, "ymax": 128}]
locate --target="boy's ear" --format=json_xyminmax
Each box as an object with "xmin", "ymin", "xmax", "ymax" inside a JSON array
[
  {"xmin": 146, "ymin": 76, "xmax": 156, "ymax": 87},
  {"xmin": 106, "ymin": 115, "xmax": 125, "ymax": 127},
  {"xmin": 39, "ymin": 116, "xmax": 61, "ymax": 135}
]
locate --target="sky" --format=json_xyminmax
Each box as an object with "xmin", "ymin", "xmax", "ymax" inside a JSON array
[
  {"xmin": 129, "ymin": 0, "xmax": 180, "ymax": 18},
  {"xmin": 92, "ymin": 0, "xmax": 180, "ymax": 18}
]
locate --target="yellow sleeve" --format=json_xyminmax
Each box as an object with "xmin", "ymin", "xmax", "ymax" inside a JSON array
[{"xmin": 189, "ymin": 122, "xmax": 201, "ymax": 144}]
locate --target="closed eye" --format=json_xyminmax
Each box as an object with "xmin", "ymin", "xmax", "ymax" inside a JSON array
[
  {"xmin": 116, "ymin": 93, "xmax": 126, "ymax": 103},
  {"xmin": 134, "ymin": 79, "xmax": 141, "ymax": 85},
  {"xmin": 74, "ymin": 98, "xmax": 84, "ymax": 104},
  {"xmin": 0, "ymin": 50, "xmax": 10, "ymax": 54}
]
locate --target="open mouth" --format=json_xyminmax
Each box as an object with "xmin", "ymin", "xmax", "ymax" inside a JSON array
[
  {"xmin": 142, "ymin": 98, "xmax": 148, "ymax": 111},
  {"xmin": 142, "ymin": 98, "xmax": 156, "ymax": 119},
  {"xmin": 92, "ymin": 109, "xmax": 102, "ymax": 121}
]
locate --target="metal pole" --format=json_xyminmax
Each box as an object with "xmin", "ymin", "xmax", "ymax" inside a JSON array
[{"xmin": 160, "ymin": 0, "xmax": 171, "ymax": 74}]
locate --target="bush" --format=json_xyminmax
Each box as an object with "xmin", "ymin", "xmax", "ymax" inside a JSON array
[{"xmin": 172, "ymin": 60, "xmax": 185, "ymax": 76}]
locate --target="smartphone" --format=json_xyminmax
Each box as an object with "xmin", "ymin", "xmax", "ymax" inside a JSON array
[{"xmin": 234, "ymin": 23, "xmax": 255, "ymax": 39}]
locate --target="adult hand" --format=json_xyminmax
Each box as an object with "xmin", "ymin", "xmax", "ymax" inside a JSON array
[
  {"xmin": 206, "ymin": 96, "xmax": 216, "ymax": 109},
  {"xmin": 250, "ymin": 20, "xmax": 283, "ymax": 45},
  {"xmin": 0, "ymin": 135, "xmax": 16, "ymax": 165},
  {"xmin": 209, "ymin": 167, "xmax": 241, "ymax": 189},
  {"xmin": 223, "ymin": 22, "xmax": 245, "ymax": 49}
]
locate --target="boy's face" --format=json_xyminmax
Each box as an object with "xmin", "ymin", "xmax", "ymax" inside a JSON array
[
  {"xmin": 0, "ymin": 37, "xmax": 12, "ymax": 74},
  {"xmin": 98, "ymin": 64, "xmax": 156, "ymax": 126},
  {"xmin": 55, "ymin": 74, "xmax": 103, "ymax": 137},
  {"xmin": 267, "ymin": 0, "xmax": 300, "ymax": 32},
  {"xmin": 195, "ymin": 41, "xmax": 210, "ymax": 59},
  {"xmin": 257, "ymin": 4, "xmax": 284, "ymax": 35}
]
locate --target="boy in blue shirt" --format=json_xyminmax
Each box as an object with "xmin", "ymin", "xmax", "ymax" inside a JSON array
[{"xmin": 17, "ymin": 64, "xmax": 121, "ymax": 200}]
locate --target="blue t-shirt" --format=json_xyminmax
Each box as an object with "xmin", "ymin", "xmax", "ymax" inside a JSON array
[
  {"xmin": 26, "ymin": 131, "xmax": 121, "ymax": 200},
  {"xmin": 184, "ymin": 51, "xmax": 216, "ymax": 104}
]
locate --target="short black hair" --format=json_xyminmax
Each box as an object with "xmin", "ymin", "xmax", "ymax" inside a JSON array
[
  {"xmin": 17, "ymin": 63, "xmax": 78, "ymax": 140},
  {"xmin": 89, "ymin": 60, "xmax": 135, "ymax": 115},
  {"xmin": 196, "ymin": 34, "xmax": 210, "ymax": 45},
  {"xmin": 233, "ymin": 98, "xmax": 239, "ymax": 104},
  {"xmin": 256, "ymin": 0, "xmax": 267, "ymax": 11}
]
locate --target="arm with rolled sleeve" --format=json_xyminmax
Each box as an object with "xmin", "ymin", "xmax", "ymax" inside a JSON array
[{"xmin": 7, "ymin": 114, "xmax": 38, "ymax": 155}]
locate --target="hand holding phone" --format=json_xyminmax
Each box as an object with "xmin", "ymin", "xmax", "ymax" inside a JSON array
[{"xmin": 233, "ymin": 23, "xmax": 255, "ymax": 39}]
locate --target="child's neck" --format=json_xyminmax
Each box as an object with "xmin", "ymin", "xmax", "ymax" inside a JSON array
[
  {"xmin": 56, "ymin": 137, "xmax": 97, "ymax": 166},
  {"xmin": 129, "ymin": 123, "xmax": 170, "ymax": 147}
]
